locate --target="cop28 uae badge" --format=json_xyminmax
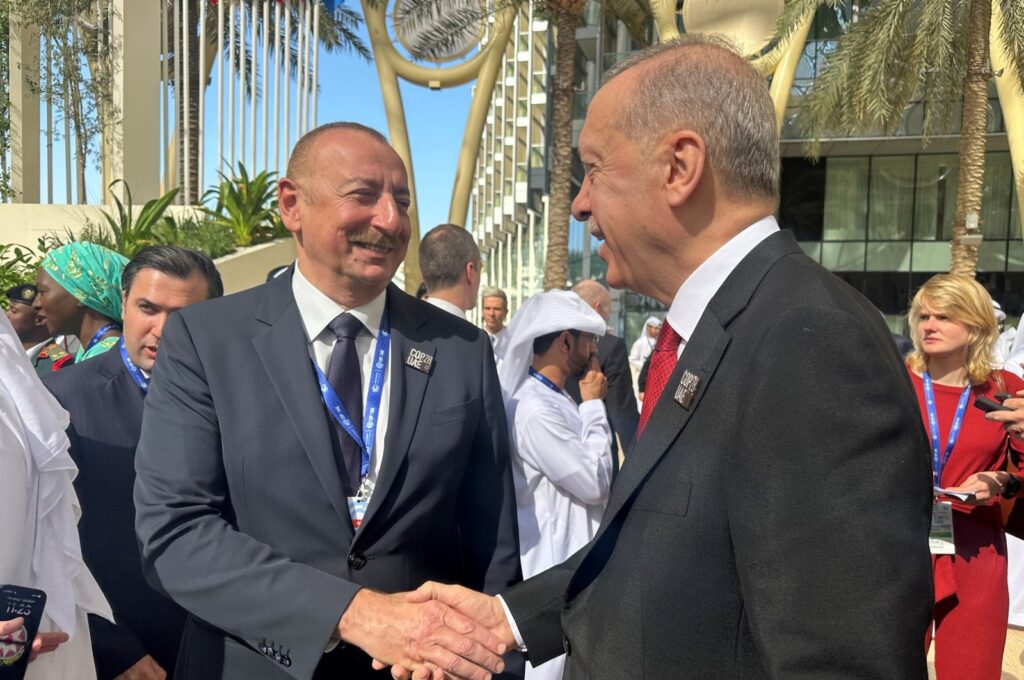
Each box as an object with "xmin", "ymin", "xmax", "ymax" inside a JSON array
[
  {"xmin": 674, "ymin": 370, "xmax": 700, "ymax": 410},
  {"xmin": 405, "ymin": 348, "xmax": 434, "ymax": 375}
]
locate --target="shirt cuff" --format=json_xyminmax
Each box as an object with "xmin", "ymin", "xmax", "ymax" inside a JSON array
[{"xmin": 496, "ymin": 595, "xmax": 527, "ymax": 651}]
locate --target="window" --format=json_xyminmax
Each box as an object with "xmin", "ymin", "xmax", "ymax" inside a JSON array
[
  {"xmin": 868, "ymin": 156, "xmax": 915, "ymax": 240},
  {"xmin": 823, "ymin": 157, "xmax": 869, "ymax": 240}
]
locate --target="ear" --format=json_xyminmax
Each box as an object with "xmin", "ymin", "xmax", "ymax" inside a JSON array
[
  {"xmin": 662, "ymin": 130, "xmax": 706, "ymax": 208},
  {"xmin": 277, "ymin": 178, "xmax": 302, "ymax": 235},
  {"xmin": 465, "ymin": 260, "xmax": 477, "ymax": 285}
]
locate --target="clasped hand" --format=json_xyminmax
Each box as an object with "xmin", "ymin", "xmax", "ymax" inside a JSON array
[{"xmin": 339, "ymin": 584, "xmax": 514, "ymax": 680}]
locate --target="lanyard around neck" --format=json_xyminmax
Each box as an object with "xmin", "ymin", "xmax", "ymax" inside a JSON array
[
  {"xmin": 118, "ymin": 338, "xmax": 149, "ymax": 393},
  {"xmin": 312, "ymin": 308, "xmax": 390, "ymax": 481},
  {"xmin": 86, "ymin": 322, "xmax": 119, "ymax": 351},
  {"xmin": 529, "ymin": 367, "xmax": 568, "ymax": 397},
  {"xmin": 922, "ymin": 371, "xmax": 971, "ymax": 484}
]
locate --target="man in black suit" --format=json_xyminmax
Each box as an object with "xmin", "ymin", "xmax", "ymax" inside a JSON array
[
  {"xmin": 390, "ymin": 36, "xmax": 933, "ymax": 680},
  {"xmin": 44, "ymin": 245, "xmax": 224, "ymax": 679},
  {"xmin": 133, "ymin": 123, "xmax": 520, "ymax": 680},
  {"xmin": 565, "ymin": 280, "xmax": 638, "ymax": 473}
]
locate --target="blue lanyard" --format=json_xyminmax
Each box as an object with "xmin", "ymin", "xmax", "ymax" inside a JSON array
[
  {"xmin": 529, "ymin": 367, "xmax": 564, "ymax": 395},
  {"xmin": 118, "ymin": 338, "xmax": 149, "ymax": 393},
  {"xmin": 923, "ymin": 371, "xmax": 972, "ymax": 484},
  {"xmin": 313, "ymin": 309, "xmax": 390, "ymax": 480},
  {"xmin": 86, "ymin": 322, "xmax": 119, "ymax": 351}
]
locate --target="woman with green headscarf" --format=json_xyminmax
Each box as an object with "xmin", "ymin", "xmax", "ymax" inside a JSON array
[{"xmin": 34, "ymin": 242, "xmax": 129, "ymax": 364}]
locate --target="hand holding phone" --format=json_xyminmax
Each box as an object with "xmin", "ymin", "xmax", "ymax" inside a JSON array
[{"xmin": 0, "ymin": 586, "xmax": 46, "ymax": 680}]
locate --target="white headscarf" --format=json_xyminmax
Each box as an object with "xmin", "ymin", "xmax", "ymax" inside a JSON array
[
  {"xmin": 0, "ymin": 313, "xmax": 111, "ymax": 637},
  {"xmin": 644, "ymin": 315, "xmax": 662, "ymax": 329},
  {"xmin": 498, "ymin": 290, "xmax": 608, "ymax": 402}
]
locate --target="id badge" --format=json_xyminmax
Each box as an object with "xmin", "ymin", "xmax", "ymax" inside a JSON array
[
  {"xmin": 347, "ymin": 496, "xmax": 368, "ymax": 530},
  {"xmin": 929, "ymin": 501, "xmax": 956, "ymax": 555}
]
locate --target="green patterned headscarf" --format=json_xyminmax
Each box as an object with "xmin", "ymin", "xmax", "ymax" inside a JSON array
[{"xmin": 40, "ymin": 243, "xmax": 129, "ymax": 324}]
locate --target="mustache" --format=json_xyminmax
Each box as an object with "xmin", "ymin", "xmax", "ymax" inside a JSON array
[
  {"xmin": 348, "ymin": 229, "xmax": 401, "ymax": 250},
  {"xmin": 587, "ymin": 218, "xmax": 602, "ymax": 237}
]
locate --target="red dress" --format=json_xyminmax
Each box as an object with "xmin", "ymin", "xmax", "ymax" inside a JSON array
[{"xmin": 908, "ymin": 369, "xmax": 1024, "ymax": 680}]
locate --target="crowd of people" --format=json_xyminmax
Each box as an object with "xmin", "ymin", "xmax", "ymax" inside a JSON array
[{"xmin": 4, "ymin": 34, "xmax": 1024, "ymax": 680}]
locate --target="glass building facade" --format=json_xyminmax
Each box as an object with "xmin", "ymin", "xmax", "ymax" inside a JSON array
[{"xmin": 471, "ymin": 2, "xmax": 1024, "ymax": 338}]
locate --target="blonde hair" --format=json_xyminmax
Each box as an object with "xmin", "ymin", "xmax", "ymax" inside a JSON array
[{"xmin": 906, "ymin": 274, "xmax": 1000, "ymax": 386}]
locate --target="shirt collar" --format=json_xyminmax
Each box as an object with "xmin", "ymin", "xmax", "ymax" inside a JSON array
[
  {"xmin": 666, "ymin": 216, "xmax": 779, "ymax": 342},
  {"xmin": 26, "ymin": 338, "xmax": 51, "ymax": 358},
  {"xmin": 425, "ymin": 296, "xmax": 467, "ymax": 319},
  {"xmin": 291, "ymin": 262, "xmax": 387, "ymax": 342}
]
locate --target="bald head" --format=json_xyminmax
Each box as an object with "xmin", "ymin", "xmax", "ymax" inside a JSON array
[
  {"xmin": 286, "ymin": 122, "xmax": 392, "ymax": 197},
  {"xmin": 603, "ymin": 34, "xmax": 779, "ymax": 201},
  {"xmin": 573, "ymin": 279, "xmax": 612, "ymax": 323}
]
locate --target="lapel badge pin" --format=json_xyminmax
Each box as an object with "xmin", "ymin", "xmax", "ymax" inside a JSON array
[
  {"xmin": 406, "ymin": 347, "xmax": 434, "ymax": 375},
  {"xmin": 674, "ymin": 370, "xmax": 700, "ymax": 410}
]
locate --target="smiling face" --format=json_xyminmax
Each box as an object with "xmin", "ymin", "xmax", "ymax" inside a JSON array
[
  {"xmin": 280, "ymin": 129, "xmax": 411, "ymax": 305},
  {"xmin": 916, "ymin": 302, "xmax": 972, "ymax": 359},
  {"xmin": 33, "ymin": 269, "xmax": 83, "ymax": 336},
  {"xmin": 122, "ymin": 269, "xmax": 210, "ymax": 372}
]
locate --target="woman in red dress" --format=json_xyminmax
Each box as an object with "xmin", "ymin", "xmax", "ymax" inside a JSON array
[{"xmin": 907, "ymin": 274, "xmax": 1024, "ymax": 679}]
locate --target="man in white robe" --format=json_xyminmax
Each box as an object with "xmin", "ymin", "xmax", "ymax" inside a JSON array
[
  {"xmin": 498, "ymin": 291, "xmax": 613, "ymax": 680},
  {"xmin": 0, "ymin": 313, "xmax": 111, "ymax": 680}
]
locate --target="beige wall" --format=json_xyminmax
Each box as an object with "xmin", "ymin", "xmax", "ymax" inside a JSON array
[
  {"xmin": 215, "ymin": 239, "xmax": 296, "ymax": 295},
  {"xmin": 0, "ymin": 204, "xmax": 204, "ymax": 247}
]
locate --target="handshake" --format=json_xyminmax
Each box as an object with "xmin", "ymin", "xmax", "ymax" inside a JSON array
[{"xmin": 338, "ymin": 581, "xmax": 516, "ymax": 680}]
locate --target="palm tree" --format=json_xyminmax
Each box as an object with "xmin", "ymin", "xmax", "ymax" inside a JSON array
[
  {"xmin": 389, "ymin": 0, "xmax": 652, "ymax": 291},
  {"xmin": 165, "ymin": 0, "xmax": 370, "ymax": 203},
  {"xmin": 776, "ymin": 0, "xmax": 1024, "ymax": 276}
]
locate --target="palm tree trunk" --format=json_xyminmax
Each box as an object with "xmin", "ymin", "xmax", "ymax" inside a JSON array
[
  {"xmin": 177, "ymin": 0, "xmax": 201, "ymax": 204},
  {"xmin": 543, "ymin": 2, "xmax": 583, "ymax": 291},
  {"xmin": 950, "ymin": 0, "xmax": 992, "ymax": 277}
]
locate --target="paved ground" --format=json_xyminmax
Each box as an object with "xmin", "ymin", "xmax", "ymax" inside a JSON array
[{"xmin": 927, "ymin": 626, "xmax": 1024, "ymax": 679}]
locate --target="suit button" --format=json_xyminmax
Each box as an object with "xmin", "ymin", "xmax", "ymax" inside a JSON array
[
  {"xmin": 348, "ymin": 553, "xmax": 367, "ymax": 569},
  {"xmin": 562, "ymin": 635, "xmax": 571, "ymax": 656}
]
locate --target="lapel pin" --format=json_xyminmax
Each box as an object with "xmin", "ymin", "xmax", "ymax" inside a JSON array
[
  {"xmin": 674, "ymin": 370, "xmax": 700, "ymax": 410},
  {"xmin": 405, "ymin": 348, "xmax": 434, "ymax": 375}
]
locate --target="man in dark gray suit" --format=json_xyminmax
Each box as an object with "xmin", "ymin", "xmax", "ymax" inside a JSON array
[
  {"xmin": 134, "ymin": 123, "xmax": 520, "ymax": 680},
  {"xmin": 388, "ymin": 35, "xmax": 933, "ymax": 680},
  {"xmin": 44, "ymin": 245, "xmax": 223, "ymax": 680}
]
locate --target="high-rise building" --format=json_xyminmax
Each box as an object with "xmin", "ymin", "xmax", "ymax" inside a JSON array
[{"xmin": 471, "ymin": 3, "xmax": 1023, "ymax": 340}]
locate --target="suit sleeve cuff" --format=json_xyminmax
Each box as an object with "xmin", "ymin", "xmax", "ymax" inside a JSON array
[{"xmin": 496, "ymin": 595, "xmax": 527, "ymax": 651}]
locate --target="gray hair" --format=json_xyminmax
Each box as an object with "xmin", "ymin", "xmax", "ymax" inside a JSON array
[
  {"xmin": 419, "ymin": 224, "xmax": 481, "ymax": 292},
  {"xmin": 481, "ymin": 287, "xmax": 507, "ymax": 306},
  {"xmin": 603, "ymin": 34, "xmax": 779, "ymax": 201}
]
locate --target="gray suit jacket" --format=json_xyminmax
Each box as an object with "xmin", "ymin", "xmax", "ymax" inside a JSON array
[
  {"xmin": 502, "ymin": 231, "xmax": 934, "ymax": 679},
  {"xmin": 134, "ymin": 276, "xmax": 521, "ymax": 679}
]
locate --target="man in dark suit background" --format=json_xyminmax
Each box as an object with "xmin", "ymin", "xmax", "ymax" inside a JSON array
[
  {"xmin": 133, "ymin": 123, "xmax": 520, "ymax": 680},
  {"xmin": 565, "ymin": 280, "xmax": 638, "ymax": 474},
  {"xmin": 44, "ymin": 245, "xmax": 223, "ymax": 679},
  {"xmin": 389, "ymin": 35, "xmax": 933, "ymax": 680}
]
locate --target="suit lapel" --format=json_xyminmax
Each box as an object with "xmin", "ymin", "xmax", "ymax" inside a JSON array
[
  {"xmin": 356, "ymin": 286, "xmax": 434, "ymax": 535},
  {"xmin": 595, "ymin": 231, "xmax": 803, "ymax": 535},
  {"xmin": 252, "ymin": 274, "xmax": 353, "ymax": 536}
]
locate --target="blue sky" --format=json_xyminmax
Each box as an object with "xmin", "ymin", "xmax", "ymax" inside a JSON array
[{"xmin": 35, "ymin": 15, "xmax": 471, "ymax": 236}]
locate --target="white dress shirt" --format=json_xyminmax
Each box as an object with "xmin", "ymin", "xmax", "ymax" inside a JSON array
[
  {"xmin": 509, "ymin": 374, "xmax": 612, "ymax": 679},
  {"xmin": 425, "ymin": 296, "xmax": 467, "ymax": 319},
  {"xmin": 25, "ymin": 338, "xmax": 49, "ymax": 358},
  {"xmin": 488, "ymin": 328, "xmax": 508, "ymax": 359},
  {"xmin": 291, "ymin": 264, "xmax": 391, "ymax": 482},
  {"xmin": 499, "ymin": 215, "xmax": 781, "ymax": 648}
]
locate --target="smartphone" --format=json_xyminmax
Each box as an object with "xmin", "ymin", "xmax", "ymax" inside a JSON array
[
  {"xmin": 0, "ymin": 585, "xmax": 46, "ymax": 680},
  {"xmin": 975, "ymin": 396, "xmax": 1011, "ymax": 413}
]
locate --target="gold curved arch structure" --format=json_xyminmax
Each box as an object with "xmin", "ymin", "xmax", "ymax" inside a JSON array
[
  {"xmin": 992, "ymin": 1, "xmax": 1024, "ymax": 240},
  {"xmin": 360, "ymin": 1, "xmax": 517, "ymax": 291}
]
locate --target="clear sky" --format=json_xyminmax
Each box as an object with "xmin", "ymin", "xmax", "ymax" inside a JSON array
[{"xmin": 33, "ymin": 14, "xmax": 472, "ymax": 237}]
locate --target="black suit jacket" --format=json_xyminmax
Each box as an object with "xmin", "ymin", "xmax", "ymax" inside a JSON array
[
  {"xmin": 502, "ymin": 231, "xmax": 934, "ymax": 679},
  {"xmin": 565, "ymin": 334, "xmax": 638, "ymax": 473},
  {"xmin": 43, "ymin": 348, "xmax": 188, "ymax": 679},
  {"xmin": 133, "ymin": 278, "xmax": 522, "ymax": 680}
]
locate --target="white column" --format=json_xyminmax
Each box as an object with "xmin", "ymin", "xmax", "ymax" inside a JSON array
[{"xmin": 9, "ymin": 12, "xmax": 40, "ymax": 203}]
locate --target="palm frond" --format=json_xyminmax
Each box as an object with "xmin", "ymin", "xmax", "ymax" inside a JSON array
[
  {"xmin": 763, "ymin": 0, "xmax": 833, "ymax": 61},
  {"xmin": 603, "ymin": 0, "xmax": 651, "ymax": 45},
  {"xmin": 391, "ymin": 0, "xmax": 522, "ymax": 62},
  {"xmin": 998, "ymin": 0, "xmax": 1024, "ymax": 96},
  {"xmin": 919, "ymin": 0, "xmax": 967, "ymax": 138}
]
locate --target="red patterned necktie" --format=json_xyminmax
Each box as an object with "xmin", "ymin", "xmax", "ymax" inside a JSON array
[{"xmin": 638, "ymin": 322, "xmax": 683, "ymax": 435}]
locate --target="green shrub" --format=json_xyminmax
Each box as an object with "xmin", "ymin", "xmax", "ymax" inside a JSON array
[{"xmin": 202, "ymin": 163, "xmax": 281, "ymax": 247}]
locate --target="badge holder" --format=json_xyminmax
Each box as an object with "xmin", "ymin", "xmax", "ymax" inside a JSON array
[
  {"xmin": 347, "ymin": 479, "xmax": 375, "ymax": 530},
  {"xmin": 929, "ymin": 501, "xmax": 955, "ymax": 555}
]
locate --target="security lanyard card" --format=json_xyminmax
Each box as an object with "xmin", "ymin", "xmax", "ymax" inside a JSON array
[
  {"xmin": 0, "ymin": 585, "xmax": 46, "ymax": 680},
  {"xmin": 347, "ymin": 496, "xmax": 369, "ymax": 530},
  {"xmin": 929, "ymin": 502, "xmax": 955, "ymax": 555}
]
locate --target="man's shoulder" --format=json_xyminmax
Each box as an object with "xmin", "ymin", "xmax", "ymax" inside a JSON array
[
  {"xmin": 42, "ymin": 345, "xmax": 122, "ymax": 403},
  {"xmin": 396, "ymin": 291, "xmax": 487, "ymax": 344}
]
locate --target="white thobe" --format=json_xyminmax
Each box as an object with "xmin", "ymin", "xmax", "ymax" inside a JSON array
[
  {"xmin": 508, "ymin": 376, "xmax": 613, "ymax": 680},
  {"xmin": 628, "ymin": 334, "xmax": 655, "ymax": 372}
]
